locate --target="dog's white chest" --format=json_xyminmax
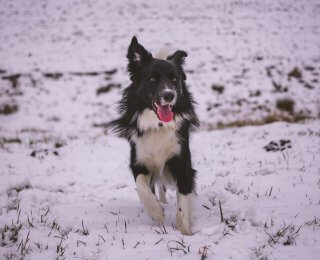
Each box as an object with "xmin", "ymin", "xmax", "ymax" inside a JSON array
[
  {"xmin": 135, "ymin": 127, "xmax": 180, "ymax": 171},
  {"xmin": 133, "ymin": 109, "xmax": 181, "ymax": 173}
]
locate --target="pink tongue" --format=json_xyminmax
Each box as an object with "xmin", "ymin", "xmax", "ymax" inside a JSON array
[{"xmin": 156, "ymin": 104, "xmax": 173, "ymax": 122}]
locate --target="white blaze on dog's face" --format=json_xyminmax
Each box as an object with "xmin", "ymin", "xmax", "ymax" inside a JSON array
[
  {"xmin": 147, "ymin": 63, "xmax": 179, "ymax": 123},
  {"xmin": 127, "ymin": 36, "xmax": 188, "ymax": 123}
]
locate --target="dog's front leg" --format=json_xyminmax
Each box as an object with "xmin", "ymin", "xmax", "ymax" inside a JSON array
[
  {"xmin": 167, "ymin": 156, "xmax": 195, "ymax": 235},
  {"xmin": 136, "ymin": 174, "xmax": 164, "ymax": 224},
  {"xmin": 176, "ymin": 192, "xmax": 192, "ymax": 235}
]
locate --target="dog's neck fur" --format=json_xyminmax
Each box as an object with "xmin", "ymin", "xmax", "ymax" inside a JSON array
[{"xmin": 137, "ymin": 108, "xmax": 179, "ymax": 133}]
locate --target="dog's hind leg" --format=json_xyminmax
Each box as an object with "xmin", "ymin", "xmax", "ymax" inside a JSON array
[
  {"xmin": 158, "ymin": 185, "xmax": 168, "ymax": 204},
  {"xmin": 136, "ymin": 174, "xmax": 164, "ymax": 224},
  {"xmin": 150, "ymin": 176, "xmax": 155, "ymax": 194}
]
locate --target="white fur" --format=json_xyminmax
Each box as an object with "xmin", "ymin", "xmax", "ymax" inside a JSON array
[
  {"xmin": 136, "ymin": 108, "xmax": 185, "ymax": 133},
  {"xmin": 130, "ymin": 111, "xmax": 139, "ymax": 124},
  {"xmin": 158, "ymin": 184, "xmax": 168, "ymax": 204},
  {"xmin": 136, "ymin": 174, "xmax": 164, "ymax": 223},
  {"xmin": 154, "ymin": 44, "xmax": 173, "ymax": 60},
  {"xmin": 131, "ymin": 108, "xmax": 185, "ymax": 183},
  {"xmin": 176, "ymin": 192, "xmax": 192, "ymax": 235},
  {"xmin": 134, "ymin": 125, "xmax": 181, "ymax": 175},
  {"xmin": 134, "ymin": 52, "xmax": 141, "ymax": 62},
  {"xmin": 137, "ymin": 108, "xmax": 176, "ymax": 132}
]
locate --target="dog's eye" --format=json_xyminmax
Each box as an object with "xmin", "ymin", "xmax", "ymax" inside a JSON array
[
  {"xmin": 168, "ymin": 71, "xmax": 177, "ymax": 83},
  {"xmin": 149, "ymin": 77, "xmax": 157, "ymax": 82}
]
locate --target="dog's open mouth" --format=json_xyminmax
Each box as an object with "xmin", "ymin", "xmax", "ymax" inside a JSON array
[{"xmin": 154, "ymin": 103, "xmax": 174, "ymax": 123}]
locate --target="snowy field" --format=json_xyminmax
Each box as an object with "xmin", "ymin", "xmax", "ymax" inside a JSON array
[{"xmin": 0, "ymin": 0, "xmax": 320, "ymax": 259}]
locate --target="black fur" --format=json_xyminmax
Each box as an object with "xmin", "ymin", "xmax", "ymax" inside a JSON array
[{"xmin": 107, "ymin": 36, "xmax": 199, "ymax": 195}]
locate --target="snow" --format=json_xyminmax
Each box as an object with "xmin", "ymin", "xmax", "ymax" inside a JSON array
[{"xmin": 0, "ymin": 0, "xmax": 320, "ymax": 259}]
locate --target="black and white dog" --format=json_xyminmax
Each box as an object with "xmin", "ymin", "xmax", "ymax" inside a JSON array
[{"xmin": 108, "ymin": 36, "xmax": 199, "ymax": 235}]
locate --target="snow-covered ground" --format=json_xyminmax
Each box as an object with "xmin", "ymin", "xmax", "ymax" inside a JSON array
[{"xmin": 0, "ymin": 0, "xmax": 319, "ymax": 259}]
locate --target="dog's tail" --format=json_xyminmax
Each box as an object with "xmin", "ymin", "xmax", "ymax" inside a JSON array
[{"xmin": 154, "ymin": 44, "xmax": 174, "ymax": 60}]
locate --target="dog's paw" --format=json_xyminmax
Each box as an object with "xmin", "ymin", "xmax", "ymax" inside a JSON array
[
  {"xmin": 176, "ymin": 213, "xmax": 192, "ymax": 235},
  {"xmin": 177, "ymin": 225, "xmax": 192, "ymax": 236},
  {"xmin": 176, "ymin": 219, "xmax": 192, "ymax": 235},
  {"xmin": 145, "ymin": 196, "xmax": 164, "ymax": 224}
]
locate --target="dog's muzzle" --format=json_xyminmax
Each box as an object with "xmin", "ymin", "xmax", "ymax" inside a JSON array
[
  {"xmin": 153, "ymin": 90, "xmax": 177, "ymax": 123},
  {"xmin": 160, "ymin": 90, "xmax": 177, "ymax": 106}
]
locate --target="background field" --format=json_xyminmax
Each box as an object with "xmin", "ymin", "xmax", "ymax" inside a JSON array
[{"xmin": 0, "ymin": 0, "xmax": 319, "ymax": 259}]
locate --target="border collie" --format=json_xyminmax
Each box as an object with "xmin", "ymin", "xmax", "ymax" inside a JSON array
[{"xmin": 107, "ymin": 36, "xmax": 199, "ymax": 235}]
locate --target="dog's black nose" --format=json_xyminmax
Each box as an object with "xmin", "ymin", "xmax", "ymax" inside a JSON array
[{"xmin": 163, "ymin": 91, "xmax": 175, "ymax": 102}]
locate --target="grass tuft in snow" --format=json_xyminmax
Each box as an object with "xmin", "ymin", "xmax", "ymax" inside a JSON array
[
  {"xmin": 305, "ymin": 217, "xmax": 320, "ymax": 229},
  {"xmin": 153, "ymin": 224, "xmax": 168, "ymax": 235},
  {"xmin": 167, "ymin": 237, "xmax": 190, "ymax": 256},
  {"xmin": 219, "ymin": 199, "xmax": 224, "ymax": 223},
  {"xmin": 0, "ymin": 222, "xmax": 23, "ymax": 246},
  {"xmin": 265, "ymin": 223, "xmax": 301, "ymax": 247},
  {"xmin": 75, "ymin": 220, "xmax": 89, "ymax": 236},
  {"xmin": 199, "ymin": 245, "xmax": 212, "ymax": 260},
  {"xmin": 17, "ymin": 230, "xmax": 31, "ymax": 256},
  {"xmin": 56, "ymin": 238, "xmax": 67, "ymax": 257}
]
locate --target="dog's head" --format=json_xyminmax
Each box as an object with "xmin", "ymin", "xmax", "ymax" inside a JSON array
[{"xmin": 127, "ymin": 36, "xmax": 188, "ymax": 123}]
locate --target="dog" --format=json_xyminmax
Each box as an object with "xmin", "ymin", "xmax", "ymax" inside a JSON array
[{"xmin": 107, "ymin": 36, "xmax": 199, "ymax": 235}]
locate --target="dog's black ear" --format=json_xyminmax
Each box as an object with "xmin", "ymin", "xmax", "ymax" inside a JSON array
[
  {"xmin": 127, "ymin": 36, "xmax": 152, "ymax": 81},
  {"xmin": 167, "ymin": 50, "xmax": 188, "ymax": 80},
  {"xmin": 167, "ymin": 50, "xmax": 188, "ymax": 65}
]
